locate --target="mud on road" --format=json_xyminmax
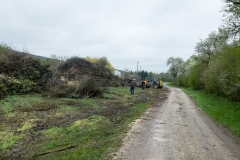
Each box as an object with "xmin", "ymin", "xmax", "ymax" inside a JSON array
[{"xmin": 113, "ymin": 86, "xmax": 240, "ymax": 160}]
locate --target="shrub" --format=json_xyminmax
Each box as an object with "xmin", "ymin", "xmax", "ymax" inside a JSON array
[
  {"xmin": 109, "ymin": 81, "xmax": 121, "ymax": 87},
  {"xmin": 0, "ymin": 44, "xmax": 52, "ymax": 94},
  {"xmin": 177, "ymin": 73, "xmax": 189, "ymax": 87},
  {"xmin": 202, "ymin": 45, "xmax": 240, "ymax": 101},
  {"xmin": 0, "ymin": 83, "xmax": 8, "ymax": 98},
  {"xmin": 188, "ymin": 63, "xmax": 205, "ymax": 90}
]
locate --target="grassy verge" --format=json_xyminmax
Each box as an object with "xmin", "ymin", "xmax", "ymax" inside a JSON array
[
  {"xmin": 166, "ymin": 83, "xmax": 240, "ymax": 138},
  {"xmin": 0, "ymin": 86, "xmax": 165, "ymax": 159}
]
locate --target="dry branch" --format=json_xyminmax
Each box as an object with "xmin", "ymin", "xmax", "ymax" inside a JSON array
[{"xmin": 29, "ymin": 144, "xmax": 75, "ymax": 159}]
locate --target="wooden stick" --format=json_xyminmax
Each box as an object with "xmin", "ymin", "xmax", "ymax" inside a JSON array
[{"xmin": 30, "ymin": 144, "xmax": 75, "ymax": 159}]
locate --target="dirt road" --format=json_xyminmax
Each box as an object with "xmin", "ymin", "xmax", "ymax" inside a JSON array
[{"xmin": 113, "ymin": 86, "xmax": 240, "ymax": 160}]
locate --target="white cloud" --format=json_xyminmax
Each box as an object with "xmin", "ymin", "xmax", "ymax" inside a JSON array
[{"xmin": 0, "ymin": 0, "xmax": 224, "ymax": 73}]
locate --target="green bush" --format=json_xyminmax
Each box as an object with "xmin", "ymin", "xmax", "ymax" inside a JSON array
[
  {"xmin": 202, "ymin": 45, "xmax": 240, "ymax": 101},
  {"xmin": 177, "ymin": 73, "xmax": 189, "ymax": 87},
  {"xmin": 188, "ymin": 63, "xmax": 205, "ymax": 90},
  {"xmin": 109, "ymin": 81, "xmax": 121, "ymax": 87},
  {"xmin": 0, "ymin": 44, "xmax": 52, "ymax": 95},
  {"xmin": 11, "ymin": 79, "xmax": 36, "ymax": 93},
  {"xmin": 0, "ymin": 83, "xmax": 8, "ymax": 98}
]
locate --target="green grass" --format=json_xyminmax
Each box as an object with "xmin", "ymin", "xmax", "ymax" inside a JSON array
[
  {"xmin": 166, "ymin": 83, "xmax": 240, "ymax": 137},
  {"xmin": 1, "ymin": 86, "xmax": 164, "ymax": 159},
  {"xmin": 0, "ymin": 94, "xmax": 43, "ymax": 115},
  {"xmin": 80, "ymin": 98, "xmax": 99, "ymax": 109},
  {"xmin": 38, "ymin": 116, "xmax": 120, "ymax": 160},
  {"xmin": 0, "ymin": 131, "xmax": 24, "ymax": 150},
  {"xmin": 36, "ymin": 101, "xmax": 150, "ymax": 160},
  {"xmin": 183, "ymin": 89, "xmax": 240, "ymax": 137}
]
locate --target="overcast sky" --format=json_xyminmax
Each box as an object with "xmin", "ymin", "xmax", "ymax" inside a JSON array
[{"xmin": 1, "ymin": 0, "xmax": 224, "ymax": 73}]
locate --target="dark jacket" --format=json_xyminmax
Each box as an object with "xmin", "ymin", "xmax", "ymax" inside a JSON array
[{"xmin": 131, "ymin": 81, "xmax": 135, "ymax": 88}]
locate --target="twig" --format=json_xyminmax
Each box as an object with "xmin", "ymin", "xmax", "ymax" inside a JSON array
[
  {"xmin": 84, "ymin": 90, "xmax": 96, "ymax": 99},
  {"xmin": 29, "ymin": 144, "xmax": 75, "ymax": 159}
]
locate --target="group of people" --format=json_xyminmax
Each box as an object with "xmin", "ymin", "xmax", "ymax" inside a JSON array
[{"xmin": 130, "ymin": 79, "xmax": 147, "ymax": 94}]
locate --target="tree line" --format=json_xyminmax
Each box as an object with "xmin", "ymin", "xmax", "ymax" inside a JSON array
[{"xmin": 167, "ymin": 0, "xmax": 240, "ymax": 102}]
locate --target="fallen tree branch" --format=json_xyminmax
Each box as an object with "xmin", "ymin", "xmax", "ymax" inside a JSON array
[
  {"xmin": 84, "ymin": 90, "xmax": 96, "ymax": 99},
  {"xmin": 29, "ymin": 144, "xmax": 75, "ymax": 159}
]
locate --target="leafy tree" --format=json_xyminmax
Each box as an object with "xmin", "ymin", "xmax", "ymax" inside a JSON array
[
  {"xmin": 195, "ymin": 29, "xmax": 228, "ymax": 65},
  {"xmin": 167, "ymin": 57, "xmax": 185, "ymax": 83},
  {"xmin": 158, "ymin": 72, "xmax": 173, "ymax": 82},
  {"xmin": 188, "ymin": 63, "xmax": 205, "ymax": 90},
  {"xmin": 144, "ymin": 71, "xmax": 148, "ymax": 79},
  {"xmin": 202, "ymin": 44, "xmax": 240, "ymax": 101},
  {"xmin": 149, "ymin": 72, "xmax": 153, "ymax": 78}
]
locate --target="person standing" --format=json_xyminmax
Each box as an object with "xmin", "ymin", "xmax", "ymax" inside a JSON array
[
  {"xmin": 130, "ymin": 79, "xmax": 135, "ymax": 94},
  {"xmin": 144, "ymin": 79, "xmax": 147, "ymax": 88},
  {"xmin": 141, "ymin": 80, "xmax": 144, "ymax": 90}
]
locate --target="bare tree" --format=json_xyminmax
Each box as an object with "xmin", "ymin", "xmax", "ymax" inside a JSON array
[{"xmin": 222, "ymin": 0, "xmax": 240, "ymax": 40}]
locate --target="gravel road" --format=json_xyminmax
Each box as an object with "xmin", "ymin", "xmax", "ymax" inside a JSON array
[{"xmin": 113, "ymin": 86, "xmax": 240, "ymax": 160}]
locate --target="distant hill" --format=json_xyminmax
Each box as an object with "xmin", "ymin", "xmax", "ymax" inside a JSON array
[{"xmin": 12, "ymin": 50, "xmax": 50, "ymax": 60}]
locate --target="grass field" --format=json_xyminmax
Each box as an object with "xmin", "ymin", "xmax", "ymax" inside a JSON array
[{"xmin": 0, "ymin": 86, "xmax": 168, "ymax": 159}]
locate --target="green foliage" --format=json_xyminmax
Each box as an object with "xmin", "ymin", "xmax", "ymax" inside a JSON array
[
  {"xmin": 202, "ymin": 45, "xmax": 240, "ymax": 101},
  {"xmin": 188, "ymin": 63, "xmax": 205, "ymax": 90},
  {"xmin": 0, "ymin": 44, "xmax": 51, "ymax": 95},
  {"xmin": 195, "ymin": 29, "xmax": 228, "ymax": 65},
  {"xmin": 138, "ymin": 70, "xmax": 149, "ymax": 80},
  {"xmin": 12, "ymin": 79, "xmax": 36, "ymax": 93},
  {"xmin": 0, "ymin": 74, "xmax": 38, "ymax": 96},
  {"xmin": 85, "ymin": 56, "xmax": 115, "ymax": 73},
  {"xmin": 0, "ymin": 83, "xmax": 8, "ymax": 98},
  {"xmin": 177, "ymin": 73, "xmax": 189, "ymax": 87},
  {"xmin": 109, "ymin": 81, "xmax": 121, "ymax": 87}
]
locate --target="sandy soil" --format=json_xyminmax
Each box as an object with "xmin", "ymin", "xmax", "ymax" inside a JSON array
[{"xmin": 113, "ymin": 86, "xmax": 240, "ymax": 160}]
